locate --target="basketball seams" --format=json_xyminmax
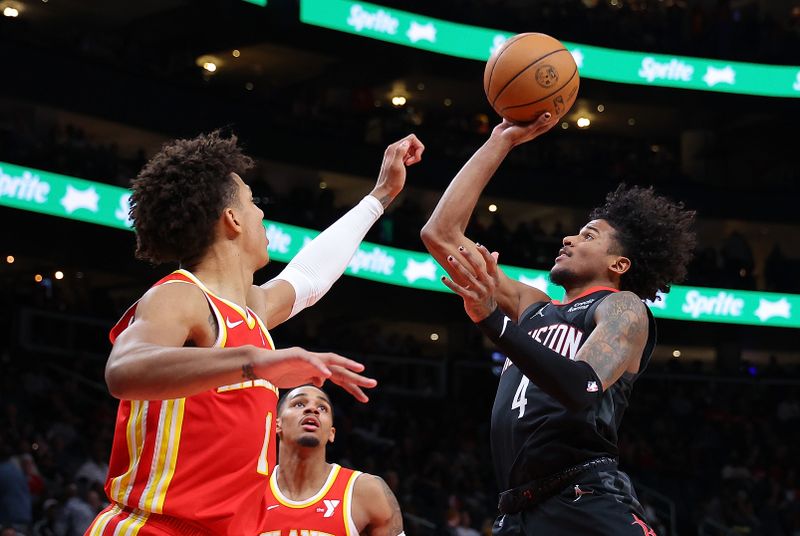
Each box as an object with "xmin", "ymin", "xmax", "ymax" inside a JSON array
[
  {"xmin": 491, "ymin": 47, "xmax": 568, "ymax": 108},
  {"xmin": 499, "ymin": 65, "xmax": 579, "ymax": 113},
  {"xmin": 485, "ymin": 33, "xmax": 528, "ymax": 100}
]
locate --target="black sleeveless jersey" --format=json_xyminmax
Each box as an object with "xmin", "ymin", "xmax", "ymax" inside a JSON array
[{"xmin": 490, "ymin": 288, "xmax": 656, "ymax": 491}]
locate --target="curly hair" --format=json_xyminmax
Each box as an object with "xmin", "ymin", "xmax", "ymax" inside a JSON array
[
  {"xmin": 590, "ymin": 184, "xmax": 696, "ymax": 302},
  {"xmin": 130, "ymin": 131, "xmax": 254, "ymax": 265}
]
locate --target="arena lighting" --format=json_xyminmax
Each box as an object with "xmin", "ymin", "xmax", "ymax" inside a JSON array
[
  {"xmin": 391, "ymin": 95, "xmax": 407, "ymax": 106},
  {"xmin": 300, "ymin": 0, "xmax": 800, "ymax": 98},
  {"xmin": 34, "ymin": 274, "xmax": 42, "ymax": 283},
  {"xmin": 3, "ymin": 6, "xmax": 19, "ymax": 17},
  {"xmin": 5, "ymin": 255, "xmax": 13, "ymax": 264},
  {"xmin": 672, "ymin": 350, "xmax": 681, "ymax": 358},
  {"xmin": 319, "ymin": 181, "xmax": 327, "ymax": 189},
  {"xmin": 597, "ymin": 104, "xmax": 605, "ymax": 112},
  {"xmin": 232, "ymin": 49, "xmax": 241, "ymax": 58},
  {"xmin": 430, "ymin": 333, "xmax": 439, "ymax": 341},
  {"xmin": 443, "ymin": 98, "xmax": 452, "ymax": 107},
  {"xmin": 54, "ymin": 271, "xmax": 64, "ymax": 280},
  {"xmin": 203, "ymin": 62, "xmax": 217, "ymax": 73},
  {"xmin": 4, "ymin": 161, "xmax": 800, "ymax": 328},
  {"xmin": 561, "ymin": 122, "xmax": 569, "ymax": 130},
  {"xmin": 488, "ymin": 204, "xmax": 498, "ymax": 213},
  {"xmin": 576, "ymin": 117, "xmax": 591, "ymax": 128},
  {"xmin": 628, "ymin": 118, "xmax": 636, "ymax": 126}
]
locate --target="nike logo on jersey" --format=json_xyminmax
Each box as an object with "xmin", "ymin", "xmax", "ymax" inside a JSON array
[
  {"xmin": 532, "ymin": 304, "xmax": 549, "ymax": 318},
  {"xmin": 226, "ymin": 317, "xmax": 244, "ymax": 329},
  {"xmin": 267, "ymin": 505, "xmax": 280, "ymax": 510}
]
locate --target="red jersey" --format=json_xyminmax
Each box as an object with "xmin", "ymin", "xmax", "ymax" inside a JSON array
[
  {"xmin": 88, "ymin": 269, "xmax": 279, "ymax": 536},
  {"xmin": 261, "ymin": 464, "xmax": 363, "ymax": 536}
]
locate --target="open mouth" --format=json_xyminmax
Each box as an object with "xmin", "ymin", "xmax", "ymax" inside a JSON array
[{"xmin": 301, "ymin": 417, "xmax": 319, "ymax": 431}]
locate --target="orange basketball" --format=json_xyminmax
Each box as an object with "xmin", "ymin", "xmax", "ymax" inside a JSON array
[{"xmin": 484, "ymin": 33, "xmax": 580, "ymax": 123}]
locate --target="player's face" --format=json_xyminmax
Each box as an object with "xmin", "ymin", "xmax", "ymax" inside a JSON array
[
  {"xmin": 550, "ymin": 219, "xmax": 625, "ymax": 288},
  {"xmin": 231, "ymin": 174, "xmax": 269, "ymax": 268},
  {"xmin": 276, "ymin": 387, "xmax": 335, "ymax": 449}
]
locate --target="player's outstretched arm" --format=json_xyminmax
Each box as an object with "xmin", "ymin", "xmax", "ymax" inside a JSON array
[
  {"xmin": 421, "ymin": 115, "xmax": 556, "ymax": 322},
  {"xmin": 255, "ymin": 135, "xmax": 424, "ymax": 329},
  {"xmin": 354, "ymin": 475, "xmax": 404, "ymax": 536},
  {"xmin": 105, "ymin": 283, "xmax": 375, "ymax": 401}
]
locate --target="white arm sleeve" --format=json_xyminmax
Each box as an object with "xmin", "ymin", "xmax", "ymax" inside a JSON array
[{"xmin": 268, "ymin": 195, "xmax": 384, "ymax": 319}]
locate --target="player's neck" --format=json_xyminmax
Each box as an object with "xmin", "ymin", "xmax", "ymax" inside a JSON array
[
  {"xmin": 189, "ymin": 244, "xmax": 255, "ymax": 308},
  {"xmin": 277, "ymin": 451, "xmax": 333, "ymax": 500},
  {"xmin": 563, "ymin": 279, "xmax": 618, "ymax": 303}
]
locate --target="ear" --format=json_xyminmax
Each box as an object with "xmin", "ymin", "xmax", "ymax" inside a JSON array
[
  {"xmin": 328, "ymin": 426, "xmax": 336, "ymax": 445},
  {"xmin": 609, "ymin": 255, "xmax": 631, "ymax": 276},
  {"xmin": 275, "ymin": 417, "xmax": 283, "ymax": 438},
  {"xmin": 221, "ymin": 206, "xmax": 243, "ymax": 238}
]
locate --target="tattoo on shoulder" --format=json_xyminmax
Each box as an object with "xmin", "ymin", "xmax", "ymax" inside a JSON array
[
  {"xmin": 581, "ymin": 292, "xmax": 648, "ymax": 386},
  {"xmin": 376, "ymin": 477, "xmax": 403, "ymax": 535}
]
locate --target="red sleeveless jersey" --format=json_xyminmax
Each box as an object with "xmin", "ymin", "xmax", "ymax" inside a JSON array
[
  {"xmin": 260, "ymin": 464, "xmax": 362, "ymax": 536},
  {"xmin": 88, "ymin": 269, "xmax": 279, "ymax": 536}
]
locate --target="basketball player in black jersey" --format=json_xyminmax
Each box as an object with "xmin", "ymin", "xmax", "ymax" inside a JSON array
[{"xmin": 421, "ymin": 115, "xmax": 695, "ymax": 535}]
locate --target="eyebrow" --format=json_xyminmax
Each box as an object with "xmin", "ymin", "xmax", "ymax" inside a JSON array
[
  {"xmin": 585, "ymin": 225, "xmax": 601, "ymax": 234},
  {"xmin": 289, "ymin": 393, "xmax": 331, "ymax": 405}
]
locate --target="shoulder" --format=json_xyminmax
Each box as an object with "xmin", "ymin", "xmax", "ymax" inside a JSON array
[
  {"xmin": 353, "ymin": 473, "xmax": 398, "ymax": 515},
  {"xmin": 596, "ymin": 291, "xmax": 647, "ymax": 319},
  {"xmin": 135, "ymin": 279, "xmax": 209, "ymax": 320}
]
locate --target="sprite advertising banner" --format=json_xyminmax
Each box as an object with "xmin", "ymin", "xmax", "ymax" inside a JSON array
[
  {"xmin": 299, "ymin": 0, "xmax": 800, "ymax": 99},
  {"xmin": 1, "ymin": 161, "xmax": 798, "ymax": 328}
]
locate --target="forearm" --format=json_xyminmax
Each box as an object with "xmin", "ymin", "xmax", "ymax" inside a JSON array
[
  {"xmin": 105, "ymin": 344, "xmax": 256, "ymax": 400},
  {"xmin": 421, "ymin": 136, "xmax": 512, "ymax": 241},
  {"xmin": 270, "ymin": 195, "xmax": 383, "ymax": 318},
  {"xmin": 477, "ymin": 308, "xmax": 603, "ymax": 411}
]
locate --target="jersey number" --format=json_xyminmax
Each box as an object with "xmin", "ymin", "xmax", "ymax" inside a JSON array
[
  {"xmin": 257, "ymin": 412, "xmax": 272, "ymax": 475},
  {"xmin": 511, "ymin": 377, "xmax": 529, "ymax": 418}
]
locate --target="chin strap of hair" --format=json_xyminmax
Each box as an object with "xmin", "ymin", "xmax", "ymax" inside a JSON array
[
  {"xmin": 271, "ymin": 195, "xmax": 384, "ymax": 319},
  {"xmin": 476, "ymin": 307, "xmax": 604, "ymax": 411}
]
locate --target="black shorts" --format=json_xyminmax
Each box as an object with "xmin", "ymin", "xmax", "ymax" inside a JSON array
[{"xmin": 492, "ymin": 467, "xmax": 657, "ymax": 536}]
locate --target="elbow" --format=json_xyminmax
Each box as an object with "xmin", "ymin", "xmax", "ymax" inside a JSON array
[
  {"xmin": 105, "ymin": 360, "xmax": 133, "ymax": 400},
  {"xmin": 420, "ymin": 223, "xmax": 448, "ymax": 251}
]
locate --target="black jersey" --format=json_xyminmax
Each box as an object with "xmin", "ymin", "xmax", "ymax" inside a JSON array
[{"xmin": 490, "ymin": 287, "xmax": 656, "ymax": 491}]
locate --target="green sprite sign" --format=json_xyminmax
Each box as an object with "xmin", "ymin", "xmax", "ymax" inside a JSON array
[
  {"xmin": 2, "ymin": 161, "xmax": 798, "ymax": 328},
  {"xmin": 300, "ymin": 0, "xmax": 800, "ymax": 99}
]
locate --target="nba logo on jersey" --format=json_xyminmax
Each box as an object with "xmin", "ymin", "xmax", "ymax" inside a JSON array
[{"xmin": 586, "ymin": 381, "xmax": 599, "ymax": 393}]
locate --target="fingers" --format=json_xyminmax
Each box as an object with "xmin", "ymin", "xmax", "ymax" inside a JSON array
[
  {"xmin": 475, "ymin": 244, "xmax": 498, "ymax": 278},
  {"xmin": 440, "ymin": 275, "xmax": 472, "ymax": 298},
  {"xmin": 303, "ymin": 353, "xmax": 333, "ymax": 378},
  {"xmin": 317, "ymin": 352, "xmax": 366, "ymax": 373},
  {"xmin": 388, "ymin": 134, "xmax": 425, "ymax": 166},
  {"xmin": 329, "ymin": 365, "xmax": 377, "ymax": 403},
  {"xmin": 446, "ymin": 253, "xmax": 481, "ymax": 290}
]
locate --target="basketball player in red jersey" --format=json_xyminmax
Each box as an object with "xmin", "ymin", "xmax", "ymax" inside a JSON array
[
  {"xmin": 261, "ymin": 385, "xmax": 403, "ymax": 536},
  {"xmin": 421, "ymin": 116, "xmax": 695, "ymax": 535},
  {"xmin": 87, "ymin": 131, "xmax": 424, "ymax": 536}
]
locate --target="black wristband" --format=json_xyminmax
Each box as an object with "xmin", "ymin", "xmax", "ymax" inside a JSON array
[
  {"xmin": 475, "ymin": 306, "xmax": 603, "ymax": 411},
  {"xmin": 476, "ymin": 307, "xmax": 509, "ymax": 343}
]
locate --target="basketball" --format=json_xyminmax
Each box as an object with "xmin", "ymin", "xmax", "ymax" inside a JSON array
[{"xmin": 484, "ymin": 33, "xmax": 580, "ymax": 123}]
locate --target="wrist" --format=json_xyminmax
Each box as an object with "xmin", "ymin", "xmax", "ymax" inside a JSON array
[
  {"xmin": 486, "ymin": 134, "xmax": 516, "ymax": 153},
  {"xmin": 475, "ymin": 307, "xmax": 507, "ymax": 342},
  {"xmin": 368, "ymin": 188, "xmax": 395, "ymax": 209}
]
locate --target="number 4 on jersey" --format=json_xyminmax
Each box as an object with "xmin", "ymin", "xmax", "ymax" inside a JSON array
[{"xmin": 512, "ymin": 376, "xmax": 530, "ymax": 418}]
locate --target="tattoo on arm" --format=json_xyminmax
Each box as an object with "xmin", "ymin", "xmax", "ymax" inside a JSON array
[
  {"xmin": 242, "ymin": 363, "xmax": 257, "ymax": 381},
  {"xmin": 377, "ymin": 477, "xmax": 403, "ymax": 536},
  {"xmin": 377, "ymin": 194, "xmax": 393, "ymax": 209},
  {"xmin": 577, "ymin": 292, "xmax": 647, "ymax": 389}
]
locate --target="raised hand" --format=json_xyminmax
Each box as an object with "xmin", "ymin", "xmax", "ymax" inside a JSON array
[
  {"xmin": 370, "ymin": 134, "xmax": 425, "ymax": 208},
  {"xmin": 440, "ymin": 244, "xmax": 503, "ymax": 323},
  {"xmin": 490, "ymin": 112, "xmax": 558, "ymax": 148}
]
